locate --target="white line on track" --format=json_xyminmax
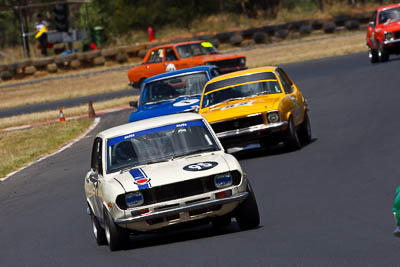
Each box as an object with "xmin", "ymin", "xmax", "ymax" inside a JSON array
[{"xmin": 0, "ymin": 117, "xmax": 101, "ymax": 183}]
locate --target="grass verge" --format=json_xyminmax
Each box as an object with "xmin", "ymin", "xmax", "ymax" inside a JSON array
[{"xmin": 0, "ymin": 118, "xmax": 93, "ymax": 179}]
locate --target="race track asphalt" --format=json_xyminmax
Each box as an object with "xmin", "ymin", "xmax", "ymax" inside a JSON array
[{"xmin": 1, "ymin": 52, "xmax": 400, "ymax": 266}]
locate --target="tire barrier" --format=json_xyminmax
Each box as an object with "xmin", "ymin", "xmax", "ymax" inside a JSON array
[
  {"xmin": 299, "ymin": 25, "xmax": 312, "ymax": 36},
  {"xmin": 333, "ymin": 15, "xmax": 351, "ymax": 27},
  {"xmin": 287, "ymin": 20, "xmax": 308, "ymax": 31},
  {"xmin": 262, "ymin": 25, "xmax": 276, "ymax": 36},
  {"xmin": 0, "ymin": 70, "xmax": 12, "ymax": 81},
  {"xmin": 115, "ymin": 51, "xmax": 128, "ymax": 63},
  {"xmin": 323, "ymin": 22, "xmax": 336, "ymax": 34},
  {"xmin": 354, "ymin": 11, "xmax": 371, "ymax": 24},
  {"xmin": 216, "ymin": 31, "xmax": 235, "ymax": 43},
  {"xmin": 275, "ymin": 28, "xmax": 289, "ymax": 39},
  {"xmin": 252, "ymin": 31, "xmax": 266, "ymax": 44},
  {"xmin": 311, "ymin": 19, "xmax": 324, "ymax": 30},
  {"xmin": 230, "ymin": 34, "xmax": 243, "ymax": 46},
  {"xmin": 345, "ymin": 20, "xmax": 360, "ymax": 31},
  {"xmin": 241, "ymin": 27, "xmax": 258, "ymax": 39}
]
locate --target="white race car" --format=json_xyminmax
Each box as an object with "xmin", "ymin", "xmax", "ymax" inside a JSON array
[{"xmin": 84, "ymin": 113, "xmax": 260, "ymax": 251}]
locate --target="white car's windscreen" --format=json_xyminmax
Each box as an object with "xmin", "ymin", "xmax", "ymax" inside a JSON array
[
  {"xmin": 106, "ymin": 120, "xmax": 219, "ymax": 174},
  {"xmin": 143, "ymin": 72, "xmax": 207, "ymax": 105}
]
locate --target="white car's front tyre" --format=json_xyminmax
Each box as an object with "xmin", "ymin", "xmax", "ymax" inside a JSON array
[
  {"xmin": 104, "ymin": 209, "xmax": 129, "ymax": 251},
  {"xmin": 91, "ymin": 212, "xmax": 107, "ymax": 245},
  {"xmin": 235, "ymin": 181, "xmax": 260, "ymax": 231}
]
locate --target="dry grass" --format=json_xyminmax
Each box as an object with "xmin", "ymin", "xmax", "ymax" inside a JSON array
[
  {"xmin": 242, "ymin": 31, "xmax": 366, "ymax": 67},
  {"xmin": 0, "ymin": 118, "xmax": 92, "ymax": 178},
  {"xmin": 0, "ymin": 69, "xmax": 131, "ymax": 110},
  {"xmin": 0, "ymin": 95, "xmax": 136, "ymax": 130}
]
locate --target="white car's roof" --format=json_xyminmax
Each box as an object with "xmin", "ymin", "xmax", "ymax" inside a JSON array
[{"xmin": 98, "ymin": 113, "xmax": 206, "ymax": 140}]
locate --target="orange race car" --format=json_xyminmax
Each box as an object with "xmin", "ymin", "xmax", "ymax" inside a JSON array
[{"xmin": 127, "ymin": 40, "xmax": 247, "ymax": 88}]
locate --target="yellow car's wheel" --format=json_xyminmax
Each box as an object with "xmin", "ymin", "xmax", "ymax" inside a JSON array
[
  {"xmin": 298, "ymin": 111, "xmax": 312, "ymax": 145},
  {"xmin": 285, "ymin": 117, "xmax": 302, "ymax": 150}
]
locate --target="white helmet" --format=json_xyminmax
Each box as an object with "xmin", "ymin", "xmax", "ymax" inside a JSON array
[{"xmin": 166, "ymin": 63, "xmax": 176, "ymax": 72}]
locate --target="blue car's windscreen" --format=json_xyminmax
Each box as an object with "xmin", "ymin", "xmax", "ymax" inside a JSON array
[
  {"xmin": 142, "ymin": 72, "xmax": 208, "ymax": 105},
  {"xmin": 106, "ymin": 120, "xmax": 219, "ymax": 173}
]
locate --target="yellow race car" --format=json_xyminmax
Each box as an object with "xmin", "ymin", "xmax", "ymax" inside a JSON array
[{"xmin": 198, "ymin": 66, "xmax": 311, "ymax": 150}]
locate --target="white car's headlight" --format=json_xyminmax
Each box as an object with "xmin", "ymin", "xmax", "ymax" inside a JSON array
[
  {"xmin": 214, "ymin": 172, "xmax": 233, "ymax": 189},
  {"xmin": 385, "ymin": 32, "xmax": 394, "ymax": 41},
  {"xmin": 125, "ymin": 191, "xmax": 144, "ymax": 208},
  {"xmin": 267, "ymin": 111, "xmax": 280, "ymax": 123}
]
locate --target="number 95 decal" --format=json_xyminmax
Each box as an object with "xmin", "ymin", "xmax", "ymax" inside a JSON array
[{"xmin": 183, "ymin": 162, "xmax": 218, "ymax": 171}]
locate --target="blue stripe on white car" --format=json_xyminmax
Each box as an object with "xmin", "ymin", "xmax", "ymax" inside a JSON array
[{"xmin": 129, "ymin": 168, "xmax": 151, "ymax": 190}]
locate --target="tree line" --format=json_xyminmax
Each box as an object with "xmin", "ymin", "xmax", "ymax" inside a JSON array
[{"xmin": 0, "ymin": 0, "xmax": 397, "ymax": 50}]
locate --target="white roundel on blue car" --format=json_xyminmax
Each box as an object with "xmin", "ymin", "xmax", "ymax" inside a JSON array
[{"xmin": 173, "ymin": 99, "xmax": 199, "ymax": 107}]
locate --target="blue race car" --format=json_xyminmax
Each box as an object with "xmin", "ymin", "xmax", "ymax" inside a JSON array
[{"xmin": 129, "ymin": 66, "xmax": 219, "ymax": 122}]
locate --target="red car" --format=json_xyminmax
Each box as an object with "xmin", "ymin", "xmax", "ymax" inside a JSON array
[
  {"xmin": 367, "ymin": 3, "xmax": 400, "ymax": 63},
  {"xmin": 127, "ymin": 40, "xmax": 247, "ymax": 88}
]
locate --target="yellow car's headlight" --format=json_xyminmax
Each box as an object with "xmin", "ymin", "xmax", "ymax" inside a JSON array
[{"xmin": 267, "ymin": 111, "xmax": 280, "ymax": 123}]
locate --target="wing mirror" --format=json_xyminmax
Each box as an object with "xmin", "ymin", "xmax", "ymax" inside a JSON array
[
  {"xmin": 129, "ymin": 101, "xmax": 138, "ymax": 108},
  {"xmin": 88, "ymin": 169, "xmax": 99, "ymax": 184}
]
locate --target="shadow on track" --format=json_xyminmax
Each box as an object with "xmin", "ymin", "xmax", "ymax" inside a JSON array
[
  {"xmin": 121, "ymin": 222, "xmax": 262, "ymax": 250},
  {"xmin": 232, "ymin": 138, "xmax": 318, "ymax": 161}
]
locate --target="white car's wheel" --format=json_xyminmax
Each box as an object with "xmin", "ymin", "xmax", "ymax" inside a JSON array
[
  {"xmin": 104, "ymin": 209, "xmax": 129, "ymax": 251},
  {"xmin": 235, "ymin": 181, "xmax": 260, "ymax": 231},
  {"xmin": 89, "ymin": 206, "xmax": 107, "ymax": 245},
  {"xmin": 91, "ymin": 215, "xmax": 107, "ymax": 245}
]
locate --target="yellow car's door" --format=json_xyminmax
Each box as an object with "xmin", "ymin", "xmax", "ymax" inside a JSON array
[{"xmin": 276, "ymin": 68, "xmax": 305, "ymax": 126}]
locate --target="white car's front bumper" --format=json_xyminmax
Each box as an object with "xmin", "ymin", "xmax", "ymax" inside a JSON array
[{"xmin": 114, "ymin": 189, "xmax": 248, "ymax": 232}]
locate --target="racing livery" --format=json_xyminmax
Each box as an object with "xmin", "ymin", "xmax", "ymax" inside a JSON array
[
  {"xmin": 84, "ymin": 113, "xmax": 260, "ymax": 251},
  {"xmin": 127, "ymin": 40, "xmax": 246, "ymax": 88},
  {"xmin": 198, "ymin": 66, "xmax": 312, "ymax": 150},
  {"xmin": 393, "ymin": 185, "xmax": 400, "ymax": 236},
  {"xmin": 367, "ymin": 3, "xmax": 400, "ymax": 62},
  {"xmin": 129, "ymin": 66, "xmax": 219, "ymax": 122}
]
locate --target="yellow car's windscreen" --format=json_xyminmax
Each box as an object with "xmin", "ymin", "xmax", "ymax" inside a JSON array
[{"xmin": 202, "ymin": 73, "xmax": 282, "ymax": 108}]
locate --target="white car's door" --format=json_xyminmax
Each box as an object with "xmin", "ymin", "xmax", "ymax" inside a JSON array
[{"xmin": 86, "ymin": 138, "xmax": 104, "ymax": 218}]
